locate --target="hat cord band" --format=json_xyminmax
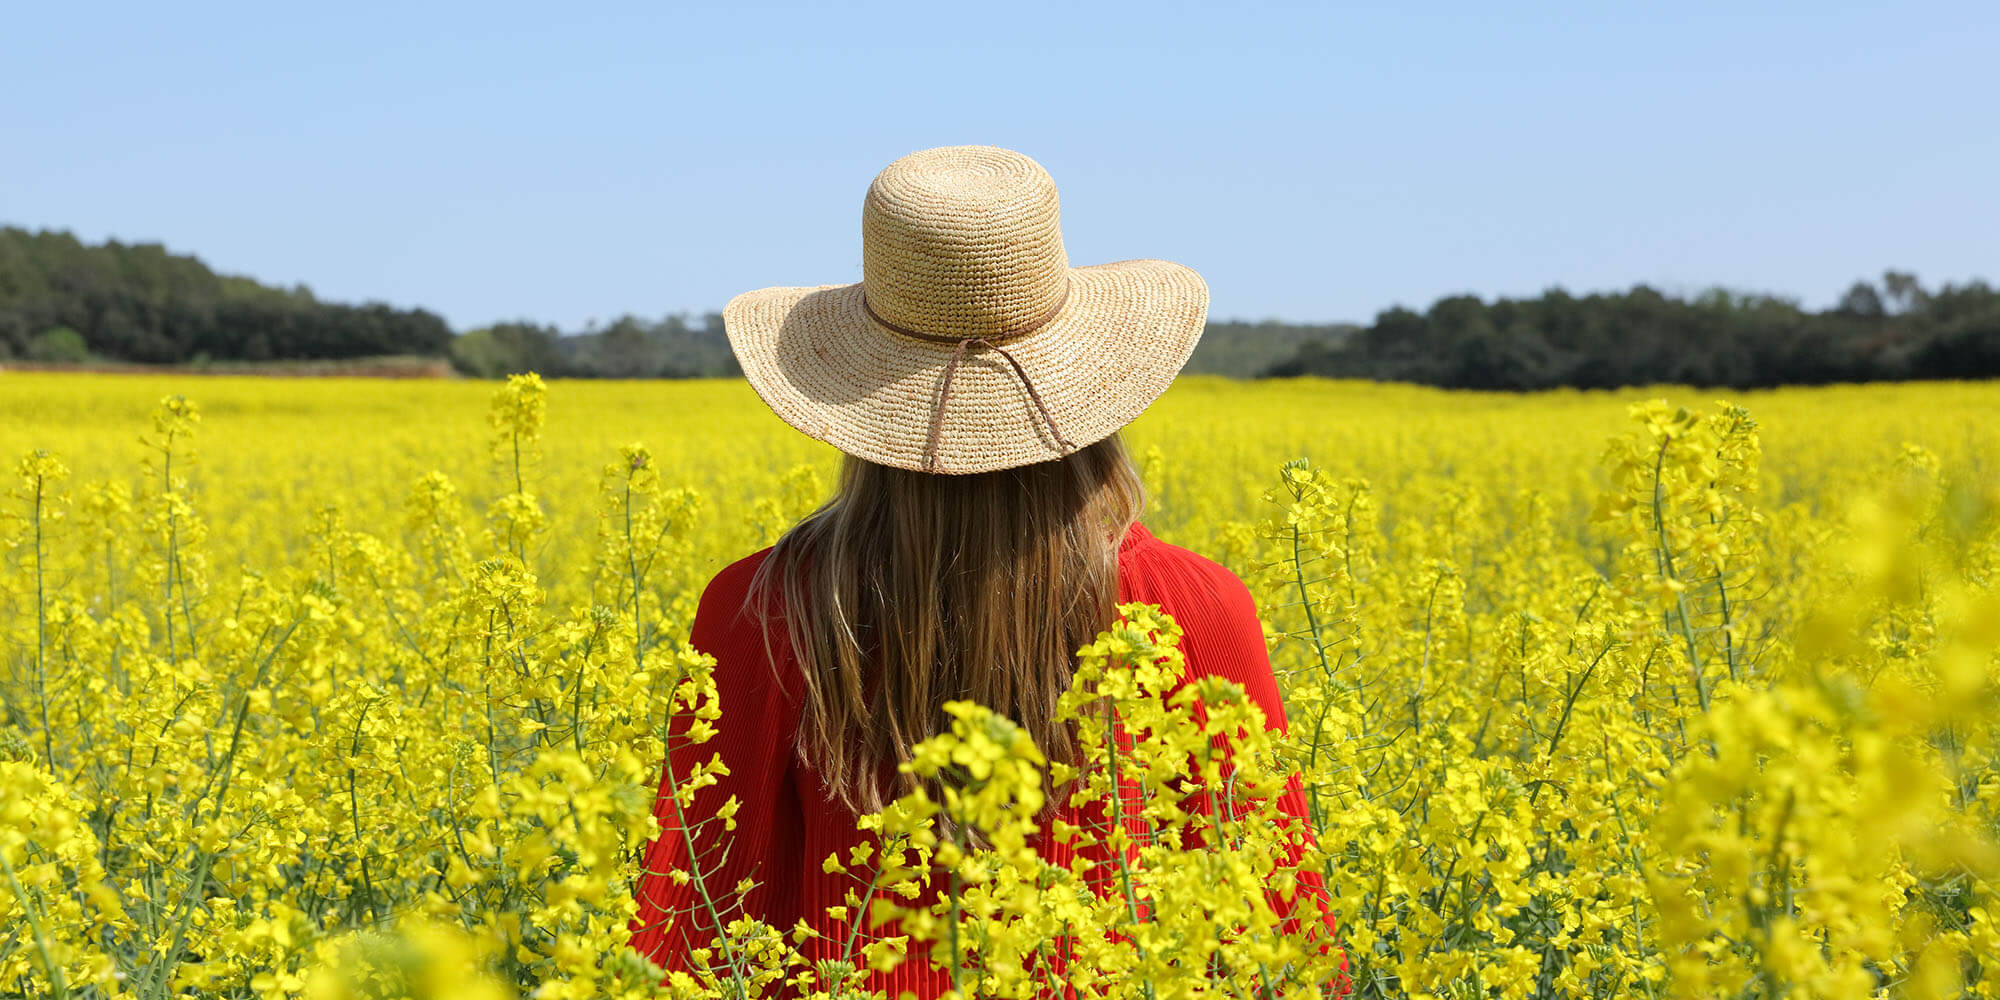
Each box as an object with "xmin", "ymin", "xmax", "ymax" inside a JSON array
[
  {"xmin": 860, "ymin": 279, "xmax": 1070, "ymax": 346},
  {"xmin": 860, "ymin": 281, "xmax": 1076, "ymax": 474}
]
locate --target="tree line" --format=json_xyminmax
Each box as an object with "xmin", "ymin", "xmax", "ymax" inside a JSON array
[
  {"xmin": 1266, "ymin": 274, "xmax": 2000, "ymax": 388},
  {"xmin": 449, "ymin": 315, "xmax": 737, "ymax": 379},
  {"xmin": 4, "ymin": 226, "xmax": 1995, "ymax": 386},
  {"xmin": 0, "ymin": 227, "xmax": 451, "ymax": 364}
]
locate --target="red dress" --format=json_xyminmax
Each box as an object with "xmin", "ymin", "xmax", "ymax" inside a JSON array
[{"xmin": 628, "ymin": 521, "xmax": 1345, "ymax": 995}]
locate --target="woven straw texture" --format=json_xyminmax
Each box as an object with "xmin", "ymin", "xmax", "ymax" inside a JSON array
[{"xmin": 724, "ymin": 145, "xmax": 1209, "ymax": 475}]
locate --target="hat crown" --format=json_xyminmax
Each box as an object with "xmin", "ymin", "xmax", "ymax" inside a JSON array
[{"xmin": 862, "ymin": 146, "xmax": 1070, "ymax": 340}]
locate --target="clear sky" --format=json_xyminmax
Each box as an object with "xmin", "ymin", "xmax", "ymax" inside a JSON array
[{"xmin": 6, "ymin": 1, "xmax": 1995, "ymax": 332}]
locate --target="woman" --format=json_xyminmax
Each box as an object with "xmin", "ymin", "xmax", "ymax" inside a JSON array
[{"xmin": 628, "ymin": 145, "xmax": 1343, "ymax": 994}]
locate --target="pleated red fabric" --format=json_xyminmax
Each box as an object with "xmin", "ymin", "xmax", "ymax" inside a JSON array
[{"xmin": 627, "ymin": 521, "xmax": 1348, "ymax": 995}]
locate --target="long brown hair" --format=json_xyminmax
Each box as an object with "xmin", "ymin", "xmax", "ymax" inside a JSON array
[{"xmin": 747, "ymin": 433, "xmax": 1146, "ymax": 817}]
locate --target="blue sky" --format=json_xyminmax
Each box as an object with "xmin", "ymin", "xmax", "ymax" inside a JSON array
[{"xmin": 6, "ymin": 1, "xmax": 1995, "ymax": 331}]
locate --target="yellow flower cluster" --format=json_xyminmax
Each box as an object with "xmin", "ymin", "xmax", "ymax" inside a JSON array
[
  {"xmin": 1240, "ymin": 398, "xmax": 2000, "ymax": 999},
  {"xmin": 771, "ymin": 605, "xmax": 1345, "ymax": 998},
  {"xmin": 0, "ymin": 372, "xmax": 1996, "ymax": 999}
]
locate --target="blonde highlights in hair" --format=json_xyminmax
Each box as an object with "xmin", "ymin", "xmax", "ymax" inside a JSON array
[{"xmin": 748, "ymin": 433, "xmax": 1146, "ymax": 817}]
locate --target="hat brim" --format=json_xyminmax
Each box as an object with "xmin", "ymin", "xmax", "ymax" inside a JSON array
[{"xmin": 723, "ymin": 259, "xmax": 1208, "ymax": 474}]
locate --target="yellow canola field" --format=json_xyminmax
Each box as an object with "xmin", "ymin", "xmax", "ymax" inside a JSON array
[{"xmin": 1, "ymin": 372, "xmax": 1997, "ymax": 999}]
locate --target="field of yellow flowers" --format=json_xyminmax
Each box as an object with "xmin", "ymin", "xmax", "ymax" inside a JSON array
[{"xmin": 1, "ymin": 371, "xmax": 1997, "ymax": 999}]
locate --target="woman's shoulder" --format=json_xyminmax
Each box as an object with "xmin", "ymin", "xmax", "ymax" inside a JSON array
[
  {"xmin": 691, "ymin": 546, "xmax": 782, "ymax": 650},
  {"xmin": 703, "ymin": 525, "xmax": 1259, "ymax": 630},
  {"xmin": 1118, "ymin": 523, "xmax": 1257, "ymax": 609},
  {"xmin": 702, "ymin": 546, "xmax": 776, "ymax": 606},
  {"xmin": 690, "ymin": 546, "xmax": 807, "ymax": 706},
  {"xmin": 1119, "ymin": 523, "xmax": 1285, "ymax": 723}
]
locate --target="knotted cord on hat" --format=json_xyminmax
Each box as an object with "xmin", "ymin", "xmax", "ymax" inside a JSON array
[{"xmin": 861, "ymin": 281, "xmax": 1076, "ymax": 474}]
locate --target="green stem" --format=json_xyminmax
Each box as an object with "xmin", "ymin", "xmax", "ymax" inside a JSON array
[
  {"xmin": 143, "ymin": 850, "xmax": 215, "ymax": 1000},
  {"xmin": 1290, "ymin": 512, "xmax": 1343, "ymax": 829},
  {"xmin": 162, "ymin": 438, "xmax": 178, "ymax": 669},
  {"xmin": 347, "ymin": 700, "xmax": 378, "ymax": 921},
  {"xmin": 625, "ymin": 476, "xmax": 647, "ymax": 673},
  {"xmin": 653, "ymin": 665, "xmax": 751, "ymax": 995},
  {"xmin": 946, "ymin": 859, "xmax": 969, "ymax": 998},
  {"xmin": 0, "ymin": 850, "xmax": 70, "ymax": 998},
  {"xmin": 1649, "ymin": 435, "xmax": 1709, "ymax": 710},
  {"xmin": 1101, "ymin": 700, "xmax": 1160, "ymax": 1000},
  {"xmin": 32, "ymin": 473, "xmax": 54, "ymax": 766}
]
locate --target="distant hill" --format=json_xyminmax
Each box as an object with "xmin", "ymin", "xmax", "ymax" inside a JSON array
[
  {"xmin": 0, "ymin": 226, "xmax": 450, "ymax": 364},
  {"xmin": 1185, "ymin": 319, "xmax": 1359, "ymax": 378},
  {"xmin": 8, "ymin": 227, "xmax": 1993, "ymax": 387},
  {"xmin": 455, "ymin": 314, "xmax": 1360, "ymax": 381},
  {"xmin": 449, "ymin": 314, "xmax": 739, "ymax": 379},
  {"xmin": 1268, "ymin": 277, "xmax": 2000, "ymax": 388}
]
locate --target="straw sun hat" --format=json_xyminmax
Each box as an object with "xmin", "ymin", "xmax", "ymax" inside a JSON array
[{"xmin": 723, "ymin": 144, "xmax": 1209, "ymax": 475}]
